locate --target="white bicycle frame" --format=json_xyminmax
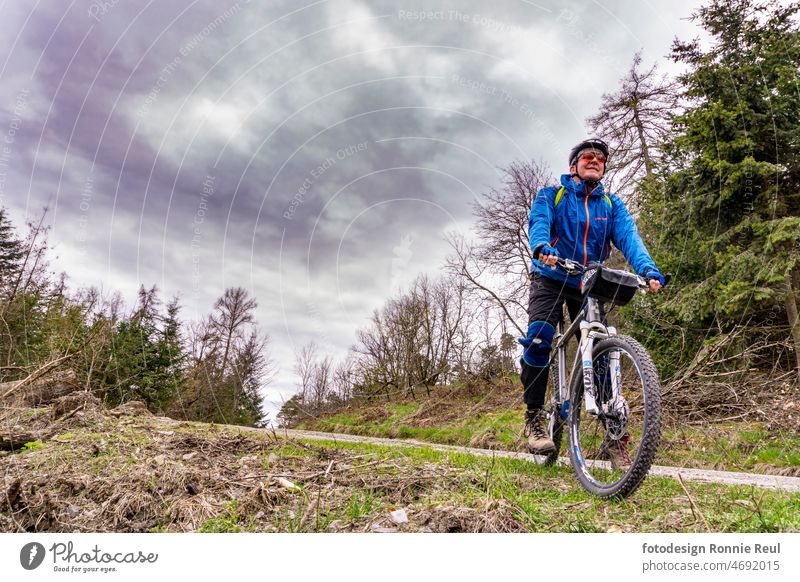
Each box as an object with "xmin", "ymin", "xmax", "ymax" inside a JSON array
[{"xmin": 552, "ymin": 297, "xmax": 621, "ymax": 417}]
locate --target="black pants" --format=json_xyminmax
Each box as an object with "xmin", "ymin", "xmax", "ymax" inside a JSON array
[{"xmin": 520, "ymin": 273, "xmax": 606, "ymax": 408}]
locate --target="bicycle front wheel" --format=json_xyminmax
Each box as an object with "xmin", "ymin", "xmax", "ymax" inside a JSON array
[{"xmin": 567, "ymin": 334, "xmax": 661, "ymax": 498}]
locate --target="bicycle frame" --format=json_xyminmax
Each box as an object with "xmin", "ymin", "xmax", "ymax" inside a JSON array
[{"xmin": 551, "ymin": 297, "xmax": 620, "ymax": 419}]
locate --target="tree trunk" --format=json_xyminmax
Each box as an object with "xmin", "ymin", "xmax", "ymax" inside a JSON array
[
  {"xmin": 632, "ymin": 103, "xmax": 654, "ymax": 177},
  {"xmin": 785, "ymin": 267, "xmax": 800, "ymax": 384}
]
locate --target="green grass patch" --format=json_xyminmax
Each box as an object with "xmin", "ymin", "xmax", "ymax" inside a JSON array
[
  {"xmin": 387, "ymin": 402, "xmax": 420, "ymax": 418},
  {"xmin": 21, "ymin": 440, "xmax": 44, "ymax": 452},
  {"xmin": 344, "ymin": 491, "xmax": 381, "ymax": 520},
  {"xmin": 302, "ymin": 395, "xmax": 800, "ymax": 475},
  {"xmin": 657, "ymin": 423, "xmax": 800, "ymax": 471},
  {"xmin": 198, "ymin": 500, "xmax": 246, "ymax": 533},
  {"xmin": 295, "ymin": 437, "xmax": 800, "ymax": 533},
  {"xmin": 303, "ymin": 400, "xmax": 524, "ymax": 449}
]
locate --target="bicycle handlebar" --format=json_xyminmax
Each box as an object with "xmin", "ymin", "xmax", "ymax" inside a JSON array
[{"xmin": 550, "ymin": 257, "xmax": 672, "ymax": 289}]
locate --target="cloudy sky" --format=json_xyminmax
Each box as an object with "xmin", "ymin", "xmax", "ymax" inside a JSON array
[{"xmin": 0, "ymin": 0, "xmax": 705, "ymax": 418}]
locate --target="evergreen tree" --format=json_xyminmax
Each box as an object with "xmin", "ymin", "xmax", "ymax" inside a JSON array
[
  {"xmin": 637, "ymin": 0, "xmax": 800, "ymax": 377},
  {"xmin": 231, "ymin": 330, "xmax": 271, "ymax": 427},
  {"xmin": 105, "ymin": 286, "xmax": 185, "ymax": 412},
  {"xmin": 0, "ymin": 210, "xmax": 55, "ymax": 370},
  {"xmin": 277, "ymin": 393, "xmax": 307, "ymax": 427},
  {"xmin": 0, "ymin": 208, "xmax": 23, "ymax": 290}
]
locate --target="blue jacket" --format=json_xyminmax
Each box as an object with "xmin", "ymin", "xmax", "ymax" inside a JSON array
[{"xmin": 529, "ymin": 174, "xmax": 658, "ymax": 287}]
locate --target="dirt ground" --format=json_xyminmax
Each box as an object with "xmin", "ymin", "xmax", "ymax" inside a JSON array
[
  {"xmin": 0, "ymin": 390, "xmax": 528, "ymax": 533},
  {"xmin": 2, "ymin": 376, "xmax": 798, "ymax": 533}
]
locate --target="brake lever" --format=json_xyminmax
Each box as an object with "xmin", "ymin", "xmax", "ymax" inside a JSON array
[{"xmin": 560, "ymin": 258, "xmax": 581, "ymax": 275}]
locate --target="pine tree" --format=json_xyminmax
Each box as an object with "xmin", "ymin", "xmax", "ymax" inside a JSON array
[
  {"xmin": 0, "ymin": 210, "xmax": 55, "ymax": 369},
  {"xmin": 0, "ymin": 208, "xmax": 23, "ymax": 289},
  {"xmin": 639, "ymin": 0, "xmax": 800, "ymax": 377},
  {"xmin": 105, "ymin": 286, "xmax": 186, "ymax": 412}
]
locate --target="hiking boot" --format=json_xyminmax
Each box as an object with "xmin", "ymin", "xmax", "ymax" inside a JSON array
[
  {"xmin": 600, "ymin": 432, "xmax": 632, "ymax": 469},
  {"xmin": 523, "ymin": 408, "xmax": 555, "ymax": 454}
]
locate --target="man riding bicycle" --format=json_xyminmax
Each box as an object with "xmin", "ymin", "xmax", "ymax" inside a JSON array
[{"xmin": 520, "ymin": 138, "xmax": 664, "ymax": 467}]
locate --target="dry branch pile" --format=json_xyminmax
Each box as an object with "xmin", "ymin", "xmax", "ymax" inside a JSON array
[{"xmin": 660, "ymin": 328, "xmax": 799, "ymax": 428}]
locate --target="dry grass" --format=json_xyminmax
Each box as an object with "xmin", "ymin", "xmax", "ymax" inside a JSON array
[
  {"xmin": 0, "ymin": 390, "xmax": 530, "ymax": 532},
  {"xmin": 2, "ymin": 379, "xmax": 798, "ymax": 534}
]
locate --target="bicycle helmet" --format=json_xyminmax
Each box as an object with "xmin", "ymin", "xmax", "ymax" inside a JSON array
[{"xmin": 569, "ymin": 138, "xmax": 610, "ymax": 167}]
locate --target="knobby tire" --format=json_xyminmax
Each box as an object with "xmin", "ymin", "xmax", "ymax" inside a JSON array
[{"xmin": 566, "ymin": 334, "xmax": 661, "ymax": 499}]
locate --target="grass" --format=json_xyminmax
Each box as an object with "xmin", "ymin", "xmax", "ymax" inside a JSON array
[
  {"xmin": 198, "ymin": 500, "xmax": 246, "ymax": 533},
  {"xmin": 299, "ymin": 438, "xmax": 800, "ymax": 533},
  {"xmin": 4, "ymin": 405, "xmax": 799, "ymax": 533},
  {"xmin": 4, "ymin": 391, "xmax": 798, "ymax": 534},
  {"xmin": 344, "ymin": 491, "xmax": 381, "ymax": 520},
  {"xmin": 656, "ymin": 422, "xmax": 800, "ymax": 472},
  {"xmin": 299, "ymin": 389, "xmax": 800, "ymax": 475},
  {"xmin": 305, "ymin": 402, "xmax": 523, "ymax": 448},
  {"xmin": 21, "ymin": 440, "xmax": 44, "ymax": 452}
]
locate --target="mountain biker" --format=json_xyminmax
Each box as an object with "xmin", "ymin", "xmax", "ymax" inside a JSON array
[{"xmin": 520, "ymin": 138, "xmax": 665, "ymax": 468}]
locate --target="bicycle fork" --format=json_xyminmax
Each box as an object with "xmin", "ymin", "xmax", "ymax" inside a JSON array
[
  {"xmin": 580, "ymin": 322, "xmax": 600, "ymax": 414},
  {"xmin": 549, "ymin": 311, "xmax": 623, "ymax": 436},
  {"xmin": 579, "ymin": 321, "xmax": 627, "ymax": 435},
  {"xmin": 579, "ymin": 325, "xmax": 621, "ymax": 417},
  {"xmin": 548, "ymin": 323, "xmax": 570, "ymax": 441}
]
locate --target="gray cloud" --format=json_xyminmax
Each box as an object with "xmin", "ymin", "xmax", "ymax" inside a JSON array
[{"xmin": 0, "ymin": 0, "xmax": 704, "ymax": 419}]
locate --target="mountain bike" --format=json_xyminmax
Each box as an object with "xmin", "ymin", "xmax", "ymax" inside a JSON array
[{"xmin": 539, "ymin": 258, "xmax": 671, "ymax": 499}]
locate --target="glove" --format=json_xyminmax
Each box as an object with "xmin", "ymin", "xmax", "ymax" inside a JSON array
[
  {"xmin": 537, "ymin": 244, "xmax": 558, "ymax": 259},
  {"xmin": 644, "ymin": 270, "xmax": 665, "ymax": 286}
]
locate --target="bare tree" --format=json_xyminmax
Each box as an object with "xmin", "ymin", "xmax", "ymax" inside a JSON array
[
  {"xmin": 180, "ymin": 287, "xmax": 271, "ymax": 426},
  {"xmin": 473, "ymin": 160, "xmax": 551, "ymax": 279},
  {"xmin": 587, "ymin": 52, "xmax": 681, "ymax": 201},
  {"xmin": 297, "ymin": 344, "xmax": 331, "ymax": 411},
  {"xmin": 294, "ymin": 342, "xmax": 315, "ymax": 402},
  {"xmin": 311, "ymin": 354, "xmax": 333, "ymax": 409},
  {"xmin": 209, "ymin": 287, "xmax": 257, "ymax": 378},
  {"xmin": 284, "ymin": 347, "xmax": 345, "ymax": 422},
  {"xmin": 445, "ymin": 160, "xmax": 553, "ymax": 338},
  {"xmin": 445, "ymin": 236, "xmax": 526, "ymax": 337},
  {"xmin": 331, "ymin": 357, "xmax": 355, "ymax": 401},
  {"xmin": 353, "ymin": 274, "xmax": 474, "ymax": 398}
]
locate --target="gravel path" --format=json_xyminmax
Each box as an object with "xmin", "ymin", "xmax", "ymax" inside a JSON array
[{"xmin": 282, "ymin": 428, "xmax": 800, "ymax": 493}]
